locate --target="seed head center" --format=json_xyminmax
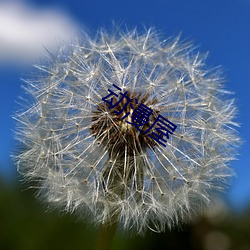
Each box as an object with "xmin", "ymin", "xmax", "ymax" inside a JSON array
[{"xmin": 120, "ymin": 109, "xmax": 134, "ymax": 132}]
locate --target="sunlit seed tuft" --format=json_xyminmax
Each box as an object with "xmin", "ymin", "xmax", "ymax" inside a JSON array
[{"xmin": 14, "ymin": 27, "xmax": 240, "ymax": 233}]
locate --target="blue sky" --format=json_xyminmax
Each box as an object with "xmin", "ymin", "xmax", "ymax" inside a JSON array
[{"xmin": 0, "ymin": 0, "xmax": 249, "ymax": 210}]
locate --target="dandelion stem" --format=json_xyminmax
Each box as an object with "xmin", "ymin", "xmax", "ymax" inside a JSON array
[{"xmin": 94, "ymin": 221, "xmax": 117, "ymax": 250}]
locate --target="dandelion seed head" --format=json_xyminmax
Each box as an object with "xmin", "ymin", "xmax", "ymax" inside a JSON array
[{"xmin": 14, "ymin": 27, "xmax": 240, "ymax": 233}]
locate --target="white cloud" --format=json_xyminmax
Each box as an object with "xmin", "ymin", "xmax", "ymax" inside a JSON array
[{"xmin": 0, "ymin": 1, "xmax": 78, "ymax": 65}]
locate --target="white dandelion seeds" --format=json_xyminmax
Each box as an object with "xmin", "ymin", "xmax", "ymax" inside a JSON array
[{"xmin": 14, "ymin": 28, "xmax": 240, "ymax": 233}]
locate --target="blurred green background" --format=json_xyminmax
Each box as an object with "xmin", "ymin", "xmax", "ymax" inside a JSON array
[{"xmin": 1, "ymin": 175, "xmax": 250, "ymax": 250}]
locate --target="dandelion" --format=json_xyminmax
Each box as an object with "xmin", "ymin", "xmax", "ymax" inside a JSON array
[{"xmin": 14, "ymin": 27, "xmax": 240, "ymax": 234}]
